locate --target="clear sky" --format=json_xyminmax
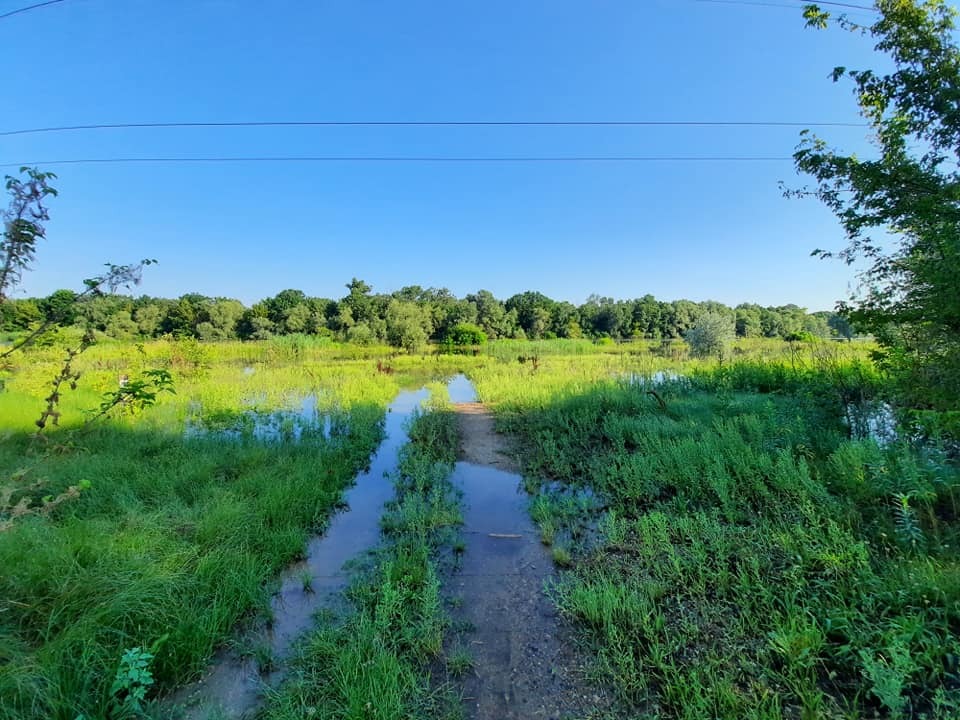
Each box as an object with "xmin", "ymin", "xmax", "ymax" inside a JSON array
[{"xmin": 1, "ymin": 0, "xmax": 885, "ymax": 310}]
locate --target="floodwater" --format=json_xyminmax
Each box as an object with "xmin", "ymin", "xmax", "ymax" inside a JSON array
[
  {"xmin": 166, "ymin": 387, "xmax": 429, "ymax": 719},
  {"xmin": 185, "ymin": 393, "xmax": 333, "ymax": 444},
  {"xmin": 847, "ymin": 400, "xmax": 898, "ymax": 446},
  {"xmin": 450, "ymin": 386, "xmax": 609, "ymax": 719},
  {"xmin": 448, "ymin": 373, "xmax": 479, "ymax": 403},
  {"xmin": 621, "ymin": 369, "xmax": 684, "ymax": 387}
]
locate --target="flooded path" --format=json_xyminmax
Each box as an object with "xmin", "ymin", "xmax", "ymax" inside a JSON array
[
  {"xmin": 167, "ymin": 388, "xmax": 429, "ymax": 719},
  {"xmin": 450, "ymin": 395, "xmax": 608, "ymax": 720}
]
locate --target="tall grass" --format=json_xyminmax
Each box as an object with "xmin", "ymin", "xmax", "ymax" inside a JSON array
[
  {"xmin": 469, "ymin": 349, "xmax": 960, "ymax": 719},
  {"xmin": 0, "ymin": 343, "xmax": 423, "ymax": 720}
]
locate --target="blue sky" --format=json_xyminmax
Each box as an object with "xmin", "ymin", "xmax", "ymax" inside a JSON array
[{"xmin": 1, "ymin": 0, "xmax": 884, "ymax": 310}]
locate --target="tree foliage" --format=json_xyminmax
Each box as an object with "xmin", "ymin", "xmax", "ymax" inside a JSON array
[
  {"xmin": 0, "ymin": 168, "xmax": 57, "ymax": 302},
  {"xmin": 796, "ymin": 1, "xmax": 960, "ymax": 409}
]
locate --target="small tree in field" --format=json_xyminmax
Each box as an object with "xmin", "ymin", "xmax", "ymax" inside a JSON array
[
  {"xmin": 685, "ymin": 312, "xmax": 735, "ymax": 359},
  {"xmin": 385, "ymin": 300, "xmax": 432, "ymax": 352}
]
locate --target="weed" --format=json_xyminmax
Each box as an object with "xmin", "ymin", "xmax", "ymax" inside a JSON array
[
  {"xmin": 551, "ymin": 545, "xmax": 573, "ymax": 567},
  {"xmin": 446, "ymin": 646, "xmax": 474, "ymax": 678},
  {"xmin": 109, "ymin": 645, "xmax": 157, "ymax": 716}
]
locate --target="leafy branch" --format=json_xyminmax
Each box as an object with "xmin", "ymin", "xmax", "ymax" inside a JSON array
[{"xmin": 87, "ymin": 369, "xmax": 176, "ymax": 424}]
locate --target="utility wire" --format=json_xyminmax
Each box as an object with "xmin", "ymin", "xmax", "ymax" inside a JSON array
[
  {"xmin": 0, "ymin": 155, "xmax": 796, "ymax": 167},
  {"xmin": 0, "ymin": 120, "xmax": 866, "ymax": 137},
  {"xmin": 695, "ymin": 0, "xmax": 875, "ymax": 9},
  {"xmin": 0, "ymin": 0, "xmax": 67, "ymax": 21}
]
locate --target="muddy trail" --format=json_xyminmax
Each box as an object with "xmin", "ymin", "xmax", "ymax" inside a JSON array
[{"xmin": 450, "ymin": 401, "xmax": 610, "ymax": 720}]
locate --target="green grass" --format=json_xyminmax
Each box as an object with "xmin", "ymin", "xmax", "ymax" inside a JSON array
[
  {"xmin": 445, "ymin": 645, "xmax": 474, "ymax": 678},
  {"xmin": 471, "ymin": 351, "xmax": 960, "ymax": 719}
]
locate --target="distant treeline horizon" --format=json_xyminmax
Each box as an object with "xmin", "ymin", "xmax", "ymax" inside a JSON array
[{"xmin": 1, "ymin": 278, "xmax": 855, "ymax": 346}]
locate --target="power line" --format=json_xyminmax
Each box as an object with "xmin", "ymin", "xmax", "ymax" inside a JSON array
[
  {"xmin": 0, "ymin": 119, "xmax": 866, "ymax": 137},
  {"xmin": 0, "ymin": 155, "xmax": 796, "ymax": 167},
  {"xmin": 0, "ymin": 0, "xmax": 67, "ymax": 21},
  {"xmin": 696, "ymin": 0, "xmax": 819, "ymax": 9},
  {"xmin": 695, "ymin": 0, "xmax": 875, "ymax": 9}
]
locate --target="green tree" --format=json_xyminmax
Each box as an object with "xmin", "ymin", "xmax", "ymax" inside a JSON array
[
  {"xmin": 0, "ymin": 298, "xmax": 41, "ymax": 331},
  {"xmin": 467, "ymin": 290, "xmax": 514, "ymax": 339},
  {"xmin": 265, "ymin": 288, "xmax": 307, "ymax": 327},
  {"xmin": 385, "ymin": 300, "xmax": 432, "ymax": 352},
  {"xmin": 505, "ymin": 291, "xmax": 555, "ymax": 339},
  {"xmin": 105, "ymin": 310, "xmax": 139, "ymax": 340},
  {"xmin": 735, "ymin": 304, "xmax": 762, "ymax": 338},
  {"xmin": 134, "ymin": 302, "xmax": 164, "ymax": 337},
  {"xmin": 40, "ymin": 289, "xmax": 78, "ymax": 326},
  {"xmin": 342, "ymin": 278, "xmax": 374, "ymax": 324},
  {"xmin": 796, "ymin": 0, "xmax": 960, "ymax": 409},
  {"xmin": 446, "ymin": 322, "xmax": 487, "ymax": 347},
  {"xmin": 205, "ymin": 299, "xmax": 244, "ymax": 338}
]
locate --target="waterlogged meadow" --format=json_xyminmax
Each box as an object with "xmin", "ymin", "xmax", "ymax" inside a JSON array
[
  {"xmin": 471, "ymin": 347, "xmax": 960, "ymax": 719},
  {"xmin": 0, "ymin": 338, "xmax": 478, "ymax": 720},
  {"xmin": 3, "ymin": 335, "xmax": 958, "ymax": 720}
]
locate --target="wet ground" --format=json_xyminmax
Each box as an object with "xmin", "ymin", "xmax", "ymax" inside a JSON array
[
  {"xmin": 449, "ymin": 402, "xmax": 610, "ymax": 720},
  {"xmin": 165, "ymin": 388, "xmax": 429, "ymax": 719}
]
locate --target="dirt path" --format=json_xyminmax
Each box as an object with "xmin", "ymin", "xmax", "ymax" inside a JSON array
[
  {"xmin": 454, "ymin": 402, "xmax": 521, "ymax": 471},
  {"xmin": 449, "ymin": 403, "xmax": 610, "ymax": 720}
]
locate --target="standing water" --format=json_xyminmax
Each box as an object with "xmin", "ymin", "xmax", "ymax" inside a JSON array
[
  {"xmin": 449, "ymin": 378, "xmax": 610, "ymax": 719},
  {"xmin": 167, "ymin": 387, "xmax": 429, "ymax": 719},
  {"xmin": 448, "ymin": 373, "xmax": 479, "ymax": 403}
]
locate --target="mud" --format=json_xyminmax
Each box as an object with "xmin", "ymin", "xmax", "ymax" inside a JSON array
[{"xmin": 450, "ymin": 400, "xmax": 610, "ymax": 720}]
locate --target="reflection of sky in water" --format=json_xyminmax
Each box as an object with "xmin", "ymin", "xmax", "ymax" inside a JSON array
[
  {"xmin": 620, "ymin": 371, "xmax": 685, "ymax": 387},
  {"xmin": 847, "ymin": 401, "xmax": 898, "ymax": 446},
  {"xmin": 169, "ymin": 386, "xmax": 429, "ymax": 720},
  {"xmin": 447, "ymin": 373, "xmax": 478, "ymax": 403},
  {"xmin": 186, "ymin": 393, "xmax": 335, "ymax": 443}
]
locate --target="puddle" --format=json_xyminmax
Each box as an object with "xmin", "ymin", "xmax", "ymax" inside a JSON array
[
  {"xmin": 846, "ymin": 400, "xmax": 898, "ymax": 446},
  {"xmin": 620, "ymin": 370, "xmax": 684, "ymax": 387},
  {"xmin": 167, "ymin": 387, "xmax": 429, "ymax": 719},
  {"xmin": 242, "ymin": 366, "xmax": 255, "ymax": 376},
  {"xmin": 447, "ymin": 373, "xmax": 478, "ymax": 403},
  {"xmin": 185, "ymin": 393, "xmax": 334, "ymax": 444},
  {"xmin": 449, "ymin": 379, "xmax": 610, "ymax": 719}
]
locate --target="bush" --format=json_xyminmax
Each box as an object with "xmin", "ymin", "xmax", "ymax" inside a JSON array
[
  {"xmin": 446, "ymin": 323, "xmax": 487, "ymax": 347},
  {"xmin": 685, "ymin": 312, "xmax": 734, "ymax": 358}
]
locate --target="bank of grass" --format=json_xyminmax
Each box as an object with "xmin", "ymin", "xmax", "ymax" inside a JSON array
[
  {"xmin": 471, "ymin": 352, "xmax": 960, "ymax": 719},
  {"xmin": 0, "ymin": 339, "xmax": 479, "ymax": 720},
  {"xmin": 261, "ymin": 385, "xmax": 463, "ymax": 720}
]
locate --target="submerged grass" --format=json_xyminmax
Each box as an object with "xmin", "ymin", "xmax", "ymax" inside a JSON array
[
  {"xmin": 471, "ymin": 348, "xmax": 960, "ymax": 719},
  {"xmin": 260, "ymin": 388, "xmax": 464, "ymax": 720}
]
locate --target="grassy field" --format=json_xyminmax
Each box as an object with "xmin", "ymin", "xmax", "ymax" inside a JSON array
[
  {"xmin": 471, "ymin": 346, "xmax": 960, "ymax": 719},
  {"xmin": 5, "ymin": 336, "xmax": 956, "ymax": 719},
  {"xmin": 0, "ymin": 339, "xmax": 477, "ymax": 720}
]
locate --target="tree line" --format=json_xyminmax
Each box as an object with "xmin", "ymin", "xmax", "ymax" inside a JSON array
[{"xmin": 1, "ymin": 278, "xmax": 855, "ymax": 350}]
